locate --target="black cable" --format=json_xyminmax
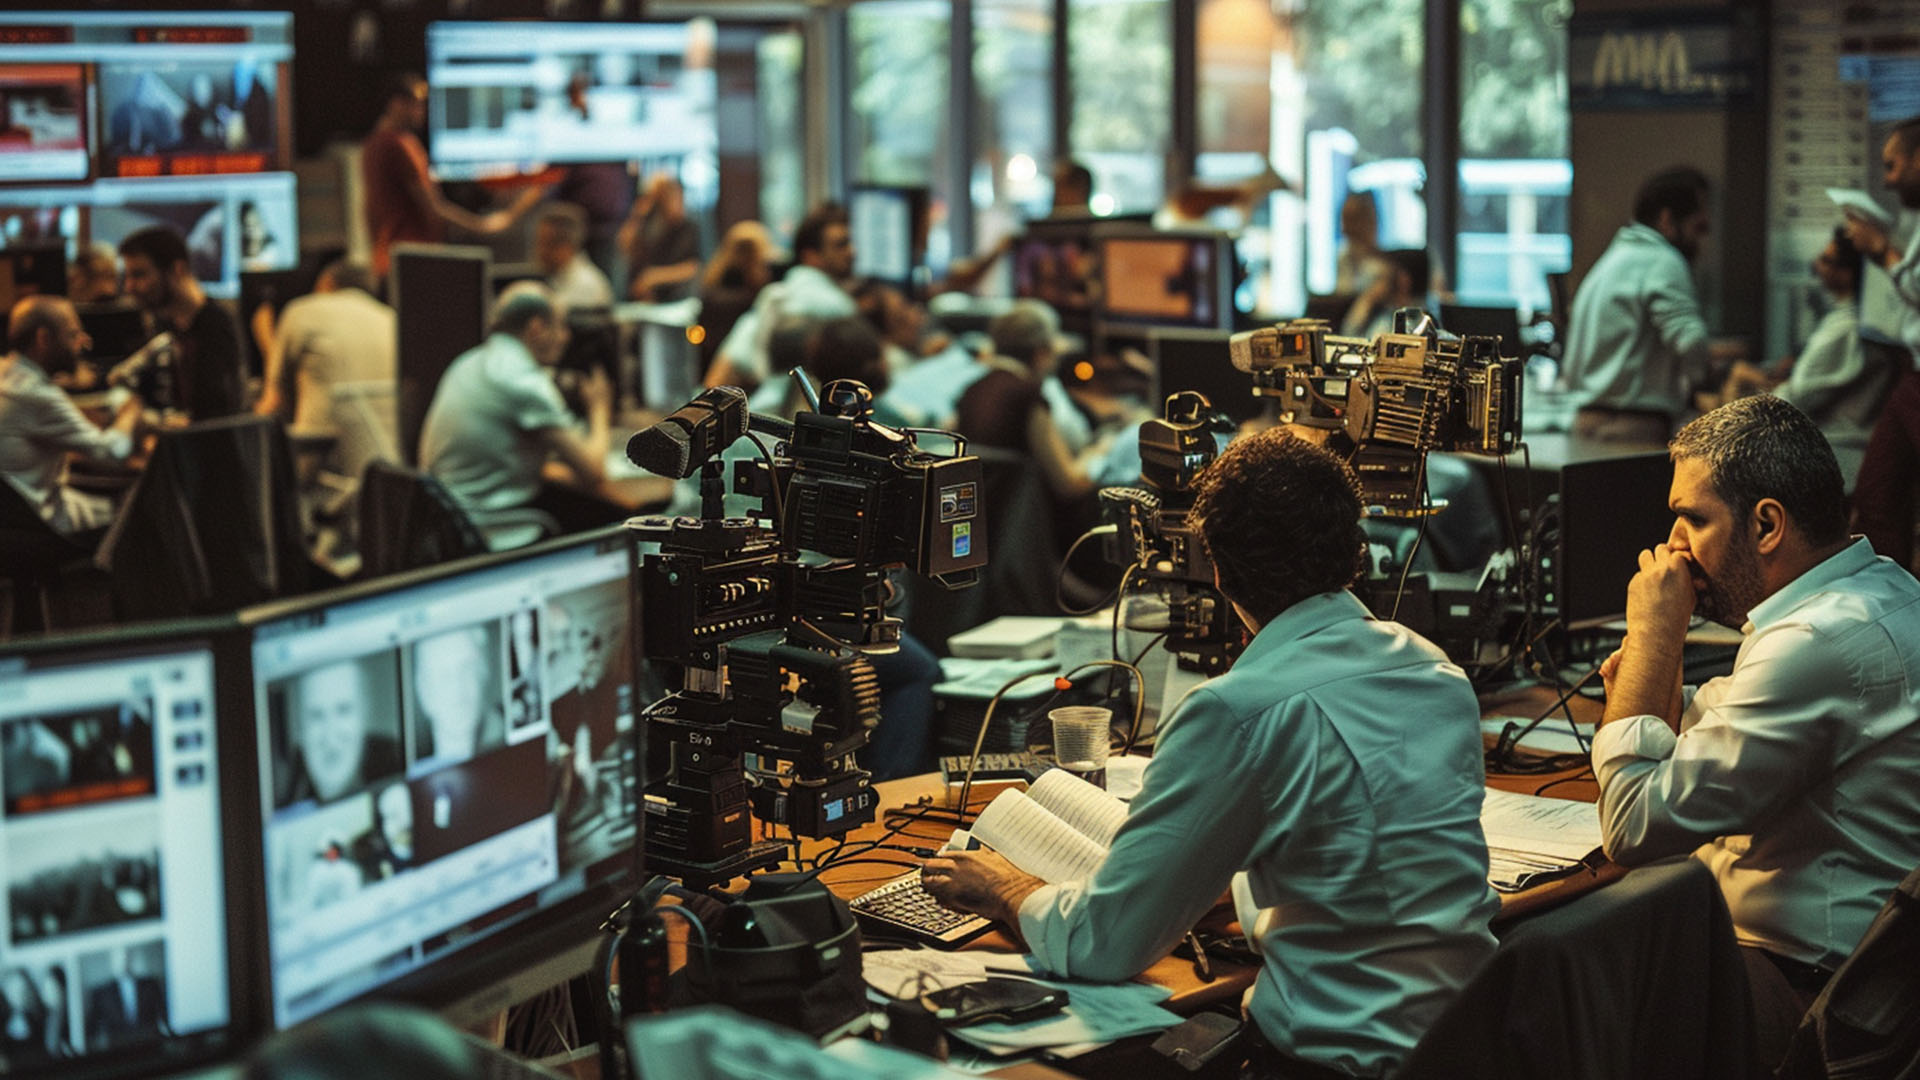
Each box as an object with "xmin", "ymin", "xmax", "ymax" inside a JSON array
[
  {"xmin": 1387, "ymin": 455, "xmax": 1432, "ymax": 623},
  {"xmin": 1488, "ymin": 664, "xmax": 1601, "ymax": 771},
  {"xmin": 1128, "ymin": 632, "xmax": 1167, "ymax": 670},
  {"xmin": 1056, "ymin": 525, "xmax": 1121, "ymax": 615},
  {"xmin": 794, "ymin": 855, "xmax": 921, "ymax": 884},
  {"xmin": 1534, "ymin": 769, "xmax": 1594, "ymax": 797}
]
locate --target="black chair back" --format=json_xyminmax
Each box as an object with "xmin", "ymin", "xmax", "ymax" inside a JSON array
[
  {"xmin": 96, "ymin": 415, "xmax": 311, "ymax": 619},
  {"xmin": 356, "ymin": 459, "xmax": 488, "ymax": 580}
]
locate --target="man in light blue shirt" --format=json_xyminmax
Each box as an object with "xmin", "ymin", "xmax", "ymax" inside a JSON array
[
  {"xmin": 1592, "ymin": 395, "xmax": 1920, "ymax": 1068},
  {"xmin": 924, "ymin": 430, "xmax": 1499, "ymax": 1078},
  {"xmin": 419, "ymin": 283, "xmax": 613, "ymax": 549},
  {"xmin": 1560, "ymin": 166, "xmax": 1715, "ymax": 441},
  {"xmin": 708, "ymin": 203, "xmax": 857, "ymax": 392}
]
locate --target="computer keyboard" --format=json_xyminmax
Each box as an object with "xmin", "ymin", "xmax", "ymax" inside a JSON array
[
  {"xmin": 940, "ymin": 751, "xmax": 1050, "ymax": 786},
  {"xmin": 849, "ymin": 870, "xmax": 994, "ymax": 949}
]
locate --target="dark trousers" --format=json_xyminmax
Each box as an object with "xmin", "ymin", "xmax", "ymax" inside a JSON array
[
  {"xmin": 1853, "ymin": 366, "xmax": 1920, "ymax": 573},
  {"xmin": 862, "ymin": 631, "xmax": 939, "ymax": 781},
  {"xmin": 1740, "ymin": 945, "xmax": 1828, "ymax": 1074}
]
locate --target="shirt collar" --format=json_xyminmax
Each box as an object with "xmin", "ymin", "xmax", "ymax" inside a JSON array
[
  {"xmin": 1237, "ymin": 589, "xmax": 1373, "ymax": 666},
  {"xmin": 1744, "ymin": 537, "xmax": 1879, "ymax": 632},
  {"xmin": 4, "ymin": 351, "xmax": 47, "ymax": 382}
]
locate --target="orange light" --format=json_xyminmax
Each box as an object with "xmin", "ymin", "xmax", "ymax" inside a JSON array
[
  {"xmin": 686, "ymin": 325, "xmax": 707, "ymax": 345},
  {"xmin": 1073, "ymin": 360, "xmax": 1095, "ymax": 381},
  {"xmin": 1053, "ymin": 676, "xmax": 1073, "ymax": 691}
]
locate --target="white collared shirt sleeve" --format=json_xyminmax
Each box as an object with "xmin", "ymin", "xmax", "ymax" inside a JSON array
[{"xmin": 1592, "ymin": 622, "xmax": 1846, "ymax": 865}]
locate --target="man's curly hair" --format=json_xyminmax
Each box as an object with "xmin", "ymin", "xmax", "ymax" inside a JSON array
[{"xmin": 1189, "ymin": 429, "xmax": 1368, "ymax": 627}]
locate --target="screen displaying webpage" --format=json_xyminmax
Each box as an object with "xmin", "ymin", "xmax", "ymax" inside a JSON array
[
  {"xmin": 249, "ymin": 538, "xmax": 638, "ymax": 1027},
  {"xmin": 0, "ymin": 640, "xmax": 230, "ymax": 1072},
  {"xmin": 426, "ymin": 20, "xmax": 716, "ymax": 180}
]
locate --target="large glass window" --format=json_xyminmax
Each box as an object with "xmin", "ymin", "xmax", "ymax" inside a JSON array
[
  {"xmin": 973, "ymin": 0, "xmax": 1054, "ymax": 257},
  {"xmin": 1069, "ymin": 0, "xmax": 1172, "ymax": 214},
  {"xmin": 848, "ymin": 1, "xmax": 954, "ymax": 267},
  {"xmin": 755, "ymin": 29, "xmax": 807, "ymax": 244},
  {"xmin": 1456, "ymin": 0, "xmax": 1572, "ymax": 311}
]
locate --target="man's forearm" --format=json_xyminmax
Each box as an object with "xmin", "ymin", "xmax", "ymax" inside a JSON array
[{"xmin": 1602, "ymin": 634, "xmax": 1684, "ymax": 726}]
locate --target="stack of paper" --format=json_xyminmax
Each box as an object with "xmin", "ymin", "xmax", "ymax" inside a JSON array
[
  {"xmin": 941, "ymin": 978, "xmax": 1182, "ymax": 1057},
  {"xmin": 1481, "ymin": 788, "xmax": 1604, "ymax": 892}
]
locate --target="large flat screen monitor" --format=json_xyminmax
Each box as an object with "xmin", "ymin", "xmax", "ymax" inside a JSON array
[
  {"xmin": 0, "ymin": 13, "xmax": 299, "ymax": 298},
  {"xmin": 426, "ymin": 20, "xmax": 716, "ymax": 181},
  {"xmin": 1097, "ymin": 229, "xmax": 1234, "ymax": 332},
  {"xmin": 244, "ymin": 530, "xmax": 640, "ymax": 1029},
  {"xmin": 1011, "ymin": 219, "xmax": 1099, "ymax": 334},
  {"xmin": 0, "ymin": 623, "xmax": 253, "ymax": 1079}
]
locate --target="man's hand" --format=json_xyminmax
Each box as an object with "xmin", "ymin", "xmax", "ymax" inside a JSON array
[
  {"xmin": 1843, "ymin": 214, "xmax": 1899, "ymax": 270},
  {"xmin": 921, "ymin": 850, "xmax": 1047, "ymax": 927},
  {"xmin": 1625, "ymin": 544, "xmax": 1697, "ymax": 644}
]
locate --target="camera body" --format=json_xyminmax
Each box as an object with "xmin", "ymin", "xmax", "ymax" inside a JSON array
[
  {"xmin": 627, "ymin": 380, "xmax": 984, "ymax": 884},
  {"xmin": 1228, "ymin": 314, "xmax": 1523, "ymax": 512},
  {"xmin": 1101, "ymin": 391, "xmax": 1242, "ymax": 674}
]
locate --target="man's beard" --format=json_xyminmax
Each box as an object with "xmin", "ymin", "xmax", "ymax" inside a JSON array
[{"xmin": 1693, "ymin": 542, "xmax": 1766, "ymax": 628}]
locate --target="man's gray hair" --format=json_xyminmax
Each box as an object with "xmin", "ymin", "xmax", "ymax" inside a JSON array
[
  {"xmin": 988, "ymin": 301, "xmax": 1060, "ymax": 370},
  {"xmin": 6, "ymin": 295, "xmax": 70, "ymax": 356},
  {"xmin": 492, "ymin": 280, "xmax": 562, "ymax": 336},
  {"xmin": 1668, "ymin": 395, "xmax": 1849, "ymax": 546}
]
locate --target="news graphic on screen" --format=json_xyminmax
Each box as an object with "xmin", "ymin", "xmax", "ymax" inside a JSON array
[
  {"xmin": 247, "ymin": 535, "xmax": 638, "ymax": 1027},
  {"xmin": 426, "ymin": 20, "xmax": 717, "ymax": 180},
  {"xmin": 0, "ymin": 64, "xmax": 89, "ymax": 184},
  {"xmin": 1013, "ymin": 223, "xmax": 1100, "ymax": 330},
  {"xmin": 0, "ymin": 636, "xmax": 234, "ymax": 1075},
  {"xmin": 2, "ymin": 171, "xmax": 300, "ymax": 297},
  {"xmin": 0, "ymin": 11, "xmax": 293, "ymax": 181}
]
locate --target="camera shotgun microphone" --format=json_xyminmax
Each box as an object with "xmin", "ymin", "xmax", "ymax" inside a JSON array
[{"xmin": 627, "ymin": 386, "xmax": 749, "ymax": 479}]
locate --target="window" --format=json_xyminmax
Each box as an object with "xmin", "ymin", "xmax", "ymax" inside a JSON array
[
  {"xmin": 847, "ymin": 1, "xmax": 954, "ymax": 267},
  {"xmin": 973, "ymin": 0, "xmax": 1054, "ymax": 256},
  {"xmin": 755, "ymin": 30, "xmax": 807, "ymax": 244},
  {"xmin": 1069, "ymin": 0, "xmax": 1172, "ymax": 214},
  {"xmin": 1456, "ymin": 0, "xmax": 1573, "ymax": 311}
]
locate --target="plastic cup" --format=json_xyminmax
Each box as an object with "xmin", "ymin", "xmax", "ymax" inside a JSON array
[{"xmin": 1049, "ymin": 706, "xmax": 1113, "ymax": 787}]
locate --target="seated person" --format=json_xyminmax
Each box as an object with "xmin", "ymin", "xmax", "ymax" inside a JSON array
[
  {"xmin": 708, "ymin": 203, "xmax": 857, "ymax": 392},
  {"xmin": 1593, "ymin": 395, "xmax": 1920, "ymax": 1067},
  {"xmin": 1339, "ymin": 248, "xmax": 1431, "ymax": 339},
  {"xmin": 418, "ymin": 283, "xmax": 615, "ymax": 550},
  {"xmin": 533, "ymin": 203, "xmax": 615, "ymax": 312},
  {"xmin": 955, "ymin": 302, "xmax": 1100, "ymax": 504},
  {"xmin": 925, "ymin": 430, "xmax": 1501, "ymax": 1077},
  {"xmin": 0, "ymin": 296, "xmax": 142, "ymax": 536}
]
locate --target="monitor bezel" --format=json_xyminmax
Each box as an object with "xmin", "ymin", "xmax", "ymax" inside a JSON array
[
  {"xmin": 0, "ymin": 616, "xmax": 265, "ymax": 1080},
  {"xmin": 1093, "ymin": 225, "xmax": 1236, "ymax": 333}
]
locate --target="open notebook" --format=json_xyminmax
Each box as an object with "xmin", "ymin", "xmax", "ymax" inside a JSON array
[{"xmin": 963, "ymin": 769, "xmax": 1127, "ymax": 884}]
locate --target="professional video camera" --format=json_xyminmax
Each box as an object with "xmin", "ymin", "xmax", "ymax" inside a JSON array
[
  {"xmin": 1229, "ymin": 311, "xmax": 1523, "ymax": 512},
  {"xmin": 1099, "ymin": 392, "xmax": 1242, "ymax": 674},
  {"xmin": 1101, "ymin": 310, "xmax": 1525, "ymax": 674},
  {"xmin": 626, "ymin": 377, "xmax": 986, "ymax": 885}
]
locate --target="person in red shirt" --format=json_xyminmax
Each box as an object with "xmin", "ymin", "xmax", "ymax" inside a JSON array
[{"xmin": 361, "ymin": 73, "xmax": 539, "ymax": 278}]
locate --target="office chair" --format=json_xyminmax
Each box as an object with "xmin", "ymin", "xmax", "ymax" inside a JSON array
[
  {"xmin": 0, "ymin": 479, "xmax": 113, "ymax": 636},
  {"xmin": 1397, "ymin": 858, "xmax": 1753, "ymax": 1080},
  {"xmin": 1775, "ymin": 862, "xmax": 1920, "ymax": 1080},
  {"xmin": 96, "ymin": 414, "xmax": 313, "ymax": 620},
  {"xmin": 356, "ymin": 460, "xmax": 560, "ymax": 579}
]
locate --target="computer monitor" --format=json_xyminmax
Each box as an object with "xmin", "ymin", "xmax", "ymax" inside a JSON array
[
  {"xmin": 1096, "ymin": 229, "xmax": 1234, "ymax": 332},
  {"xmin": 243, "ymin": 529, "xmax": 640, "ymax": 1029},
  {"xmin": 1438, "ymin": 302, "xmax": 1522, "ymax": 352},
  {"xmin": 425, "ymin": 20, "xmax": 716, "ymax": 181},
  {"xmin": 75, "ymin": 300, "xmax": 148, "ymax": 367},
  {"xmin": 1011, "ymin": 220, "xmax": 1099, "ymax": 334},
  {"xmin": 849, "ymin": 185, "xmax": 925, "ymax": 285},
  {"xmin": 1552, "ymin": 451, "xmax": 1675, "ymax": 628},
  {"xmin": 0, "ymin": 622, "xmax": 256, "ymax": 1078},
  {"xmin": 1148, "ymin": 328, "xmax": 1263, "ymax": 426}
]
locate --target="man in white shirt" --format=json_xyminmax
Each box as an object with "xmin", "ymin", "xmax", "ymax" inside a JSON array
[
  {"xmin": 255, "ymin": 260, "xmax": 400, "ymax": 486},
  {"xmin": 1843, "ymin": 113, "xmax": 1920, "ymax": 569},
  {"xmin": 533, "ymin": 203, "xmax": 615, "ymax": 312},
  {"xmin": 925, "ymin": 430, "xmax": 1499, "ymax": 1078},
  {"xmin": 707, "ymin": 203, "xmax": 857, "ymax": 391},
  {"xmin": 419, "ymin": 283, "xmax": 613, "ymax": 549},
  {"xmin": 0, "ymin": 296, "xmax": 141, "ymax": 535},
  {"xmin": 1560, "ymin": 166, "xmax": 1717, "ymax": 442},
  {"xmin": 1592, "ymin": 394, "xmax": 1920, "ymax": 1068}
]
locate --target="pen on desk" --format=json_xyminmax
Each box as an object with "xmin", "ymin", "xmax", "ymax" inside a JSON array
[{"xmin": 1185, "ymin": 931, "xmax": 1214, "ymax": 983}]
